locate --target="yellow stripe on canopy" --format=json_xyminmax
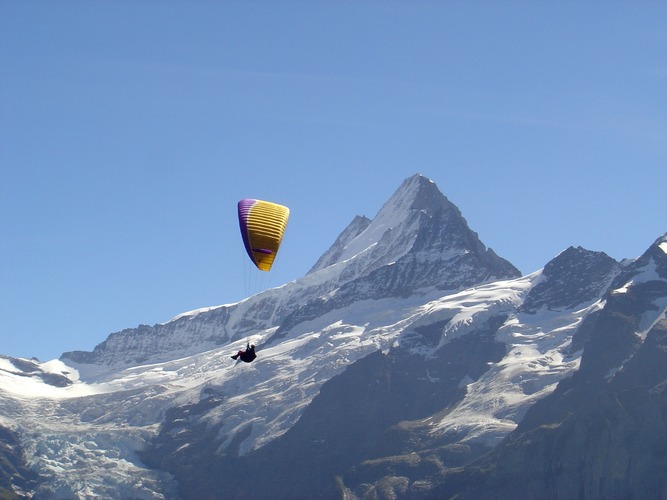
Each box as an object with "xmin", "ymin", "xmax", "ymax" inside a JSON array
[{"xmin": 238, "ymin": 199, "xmax": 290, "ymax": 271}]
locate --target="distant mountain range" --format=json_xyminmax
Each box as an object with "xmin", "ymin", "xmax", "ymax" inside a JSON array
[{"xmin": 1, "ymin": 174, "xmax": 665, "ymax": 499}]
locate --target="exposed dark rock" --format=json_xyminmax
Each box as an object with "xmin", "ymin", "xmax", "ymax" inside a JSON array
[
  {"xmin": 520, "ymin": 246, "xmax": 619, "ymax": 313},
  {"xmin": 427, "ymin": 320, "xmax": 667, "ymax": 499},
  {"xmin": 308, "ymin": 215, "xmax": 372, "ymax": 274},
  {"xmin": 0, "ymin": 425, "xmax": 40, "ymax": 498}
]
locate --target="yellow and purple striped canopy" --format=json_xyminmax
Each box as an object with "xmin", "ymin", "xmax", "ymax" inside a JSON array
[{"xmin": 237, "ymin": 199, "xmax": 290, "ymax": 271}]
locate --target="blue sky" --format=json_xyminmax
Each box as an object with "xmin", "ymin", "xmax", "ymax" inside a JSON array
[{"xmin": 1, "ymin": 1, "xmax": 665, "ymax": 361}]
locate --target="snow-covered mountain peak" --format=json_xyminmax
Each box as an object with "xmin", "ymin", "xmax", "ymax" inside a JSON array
[
  {"xmin": 381, "ymin": 172, "xmax": 456, "ymax": 214},
  {"xmin": 658, "ymin": 232, "xmax": 667, "ymax": 249},
  {"xmin": 272, "ymin": 175, "xmax": 521, "ymax": 337},
  {"xmin": 309, "ymin": 174, "xmax": 457, "ymax": 274},
  {"xmin": 648, "ymin": 232, "xmax": 667, "ymax": 276},
  {"xmin": 607, "ymin": 232, "xmax": 667, "ymax": 294},
  {"xmin": 373, "ymin": 173, "xmax": 440, "ymax": 217}
]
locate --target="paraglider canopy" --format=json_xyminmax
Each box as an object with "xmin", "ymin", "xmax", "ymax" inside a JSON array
[{"xmin": 237, "ymin": 199, "xmax": 290, "ymax": 271}]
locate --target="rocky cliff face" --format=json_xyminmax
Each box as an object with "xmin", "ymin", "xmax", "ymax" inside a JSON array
[
  {"xmin": 0, "ymin": 425, "xmax": 39, "ymax": 499},
  {"xmin": 520, "ymin": 246, "xmax": 619, "ymax": 313},
  {"xmin": 430, "ymin": 319, "xmax": 667, "ymax": 500},
  {"xmin": 308, "ymin": 215, "xmax": 372, "ymax": 274},
  {"xmin": 427, "ymin": 235, "xmax": 667, "ymax": 500}
]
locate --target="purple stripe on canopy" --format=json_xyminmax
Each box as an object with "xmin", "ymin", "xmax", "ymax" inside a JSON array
[{"xmin": 238, "ymin": 199, "xmax": 257, "ymax": 265}]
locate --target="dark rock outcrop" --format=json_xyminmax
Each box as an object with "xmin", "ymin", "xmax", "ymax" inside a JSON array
[
  {"xmin": 520, "ymin": 246, "xmax": 619, "ymax": 313},
  {"xmin": 0, "ymin": 425, "xmax": 40, "ymax": 498}
]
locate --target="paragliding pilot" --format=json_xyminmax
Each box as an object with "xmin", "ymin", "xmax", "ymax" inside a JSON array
[{"xmin": 231, "ymin": 342, "xmax": 256, "ymax": 363}]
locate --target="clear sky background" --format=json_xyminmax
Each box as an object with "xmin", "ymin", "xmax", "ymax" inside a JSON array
[{"xmin": 1, "ymin": 1, "xmax": 665, "ymax": 361}]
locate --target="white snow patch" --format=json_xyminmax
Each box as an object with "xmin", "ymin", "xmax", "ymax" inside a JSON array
[
  {"xmin": 427, "ymin": 296, "xmax": 593, "ymax": 446},
  {"xmin": 612, "ymin": 283, "xmax": 631, "ymax": 294},
  {"xmin": 638, "ymin": 301, "xmax": 667, "ymax": 340},
  {"xmin": 404, "ymin": 274, "xmax": 537, "ymax": 351},
  {"xmin": 0, "ymin": 357, "xmax": 15, "ymax": 372},
  {"xmin": 168, "ymin": 304, "xmax": 230, "ymax": 322},
  {"xmin": 41, "ymin": 359, "xmax": 81, "ymax": 381}
]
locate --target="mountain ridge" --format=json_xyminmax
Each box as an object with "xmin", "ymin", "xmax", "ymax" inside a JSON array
[
  {"xmin": 1, "ymin": 175, "xmax": 665, "ymax": 499},
  {"xmin": 61, "ymin": 173, "xmax": 519, "ymax": 369},
  {"xmin": 427, "ymin": 236, "xmax": 667, "ymax": 500}
]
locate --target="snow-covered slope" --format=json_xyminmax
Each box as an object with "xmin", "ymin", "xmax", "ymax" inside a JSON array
[
  {"xmin": 0, "ymin": 273, "xmax": 584, "ymax": 498},
  {"xmin": 1, "ymin": 175, "xmax": 664, "ymax": 499}
]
